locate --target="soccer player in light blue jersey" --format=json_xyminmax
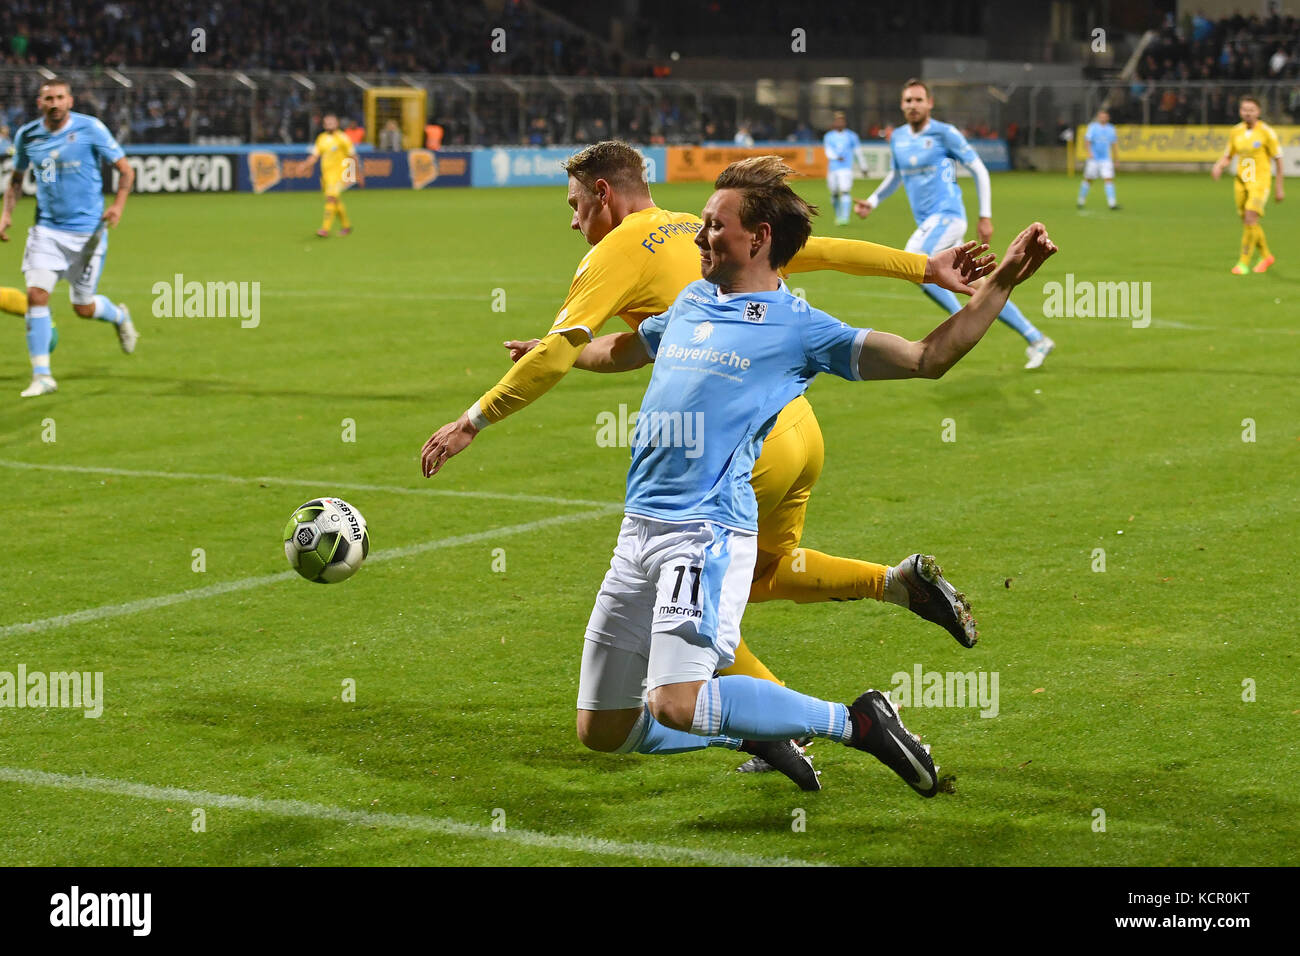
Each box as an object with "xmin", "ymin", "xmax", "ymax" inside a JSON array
[
  {"xmin": 0, "ymin": 78, "xmax": 138, "ymax": 397},
  {"xmin": 856, "ymin": 79, "xmax": 1056, "ymax": 369},
  {"xmin": 822, "ymin": 111, "xmax": 861, "ymax": 226},
  {"xmin": 462, "ymin": 157, "xmax": 1054, "ymax": 797},
  {"xmin": 1078, "ymin": 109, "xmax": 1119, "ymax": 210}
]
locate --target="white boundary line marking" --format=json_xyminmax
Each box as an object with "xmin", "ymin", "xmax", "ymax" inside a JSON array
[
  {"xmin": 0, "ymin": 459, "xmax": 617, "ymax": 508},
  {"xmin": 0, "ymin": 506, "xmax": 622, "ymax": 638},
  {"xmin": 0, "ymin": 766, "xmax": 821, "ymax": 867}
]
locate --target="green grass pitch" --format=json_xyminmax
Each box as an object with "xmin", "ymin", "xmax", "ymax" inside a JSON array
[{"xmin": 0, "ymin": 173, "xmax": 1296, "ymax": 866}]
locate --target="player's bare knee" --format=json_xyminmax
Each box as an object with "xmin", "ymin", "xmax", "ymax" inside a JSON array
[
  {"xmin": 647, "ymin": 685, "xmax": 698, "ymax": 732},
  {"xmin": 27, "ymin": 288, "xmax": 50, "ymax": 307},
  {"xmin": 72, "ymin": 303, "xmax": 95, "ymax": 318},
  {"xmin": 575, "ymin": 710, "xmax": 627, "ymax": 752}
]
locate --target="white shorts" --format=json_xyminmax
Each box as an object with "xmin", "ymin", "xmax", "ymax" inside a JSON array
[
  {"xmin": 21, "ymin": 223, "xmax": 107, "ymax": 304},
  {"xmin": 826, "ymin": 168, "xmax": 854, "ymax": 195},
  {"xmin": 576, "ymin": 515, "xmax": 757, "ymax": 711},
  {"xmin": 1083, "ymin": 159, "xmax": 1115, "ymax": 180},
  {"xmin": 905, "ymin": 212, "xmax": 968, "ymax": 255}
]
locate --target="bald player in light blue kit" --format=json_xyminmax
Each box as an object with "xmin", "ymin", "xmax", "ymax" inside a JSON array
[
  {"xmin": 0, "ymin": 77, "xmax": 138, "ymax": 397},
  {"xmin": 511, "ymin": 156, "xmax": 1056, "ymax": 796},
  {"xmin": 856, "ymin": 78, "xmax": 1055, "ymax": 369}
]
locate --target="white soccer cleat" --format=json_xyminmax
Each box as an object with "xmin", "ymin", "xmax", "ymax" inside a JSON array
[
  {"xmin": 116, "ymin": 305, "xmax": 138, "ymax": 354},
  {"xmin": 1024, "ymin": 336, "xmax": 1055, "ymax": 370},
  {"xmin": 20, "ymin": 374, "xmax": 58, "ymax": 398}
]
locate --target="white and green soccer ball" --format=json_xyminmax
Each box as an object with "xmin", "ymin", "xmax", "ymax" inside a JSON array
[{"xmin": 283, "ymin": 497, "xmax": 370, "ymax": 583}]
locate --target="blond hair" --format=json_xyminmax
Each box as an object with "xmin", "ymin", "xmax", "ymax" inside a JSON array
[{"xmin": 563, "ymin": 141, "xmax": 650, "ymax": 197}]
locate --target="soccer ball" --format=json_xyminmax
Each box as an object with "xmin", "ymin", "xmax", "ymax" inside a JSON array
[{"xmin": 282, "ymin": 497, "xmax": 370, "ymax": 583}]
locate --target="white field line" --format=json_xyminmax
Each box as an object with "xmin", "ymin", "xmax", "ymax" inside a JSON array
[
  {"xmin": 0, "ymin": 767, "xmax": 820, "ymax": 867},
  {"xmin": 0, "ymin": 459, "xmax": 616, "ymax": 509},
  {"xmin": 0, "ymin": 506, "xmax": 622, "ymax": 639}
]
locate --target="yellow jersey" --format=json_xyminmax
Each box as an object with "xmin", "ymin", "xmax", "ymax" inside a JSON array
[
  {"xmin": 1226, "ymin": 121, "xmax": 1281, "ymax": 184},
  {"xmin": 475, "ymin": 205, "xmax": 927, "ymax": 425},
  {"xmin": 312, "ymin": 130, "xmax": 355, "ymax": 183}
]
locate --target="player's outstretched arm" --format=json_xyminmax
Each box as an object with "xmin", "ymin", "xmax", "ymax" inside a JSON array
[
  {"xmin": 573, "ymin": 331, "xmax": 651, "ymax": 372},
  {"xmin": 856, "ymin": 223, "xmax": 1055, "ymax": 382},
  {"xmin": 785, "ymin": 237, "xmax": 993, "ymax": 295},
  {"xmin": 420, "ymin": 329, "xmax": 590, "ymax": 477}
]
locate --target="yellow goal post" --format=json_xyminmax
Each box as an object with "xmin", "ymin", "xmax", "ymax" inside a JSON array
[{"xmin": 363, "ymin": 87, "xmax": 428, "ymax": 149}]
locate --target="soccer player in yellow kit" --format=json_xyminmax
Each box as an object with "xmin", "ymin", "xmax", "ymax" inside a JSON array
[
  {"xmin": 299, "ymin": 114, "xmax": 364, "ymax": 237},
  {"xmin": 1212, "ymin": 96, "xmax": 1284, "ymax": 274},
  {"xmin": 420, "ymin": 142, "xmax": 986, "ymax": 784}
]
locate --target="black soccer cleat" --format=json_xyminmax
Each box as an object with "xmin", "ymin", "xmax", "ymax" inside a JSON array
[
  {"xmin": 896, "ymin": 553, "xmax": 978, "ymax": 648},
  {"xmin": 846, "ymin": 690, "xmax": 940, "ymax": 798},
  {"xmin": 738, "ymin": 739, "xmax": 821, "ymax": 791}
]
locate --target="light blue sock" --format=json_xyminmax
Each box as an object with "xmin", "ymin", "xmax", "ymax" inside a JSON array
[
  {"xmin": 620, "ymin": 704, "xmax": 740, "ymax": 755},
  {"xmin": 998, "ymin": 298, "xmax": 1043, "ymax": 343},
  {"xmin": 92, "ymin": 295, "xmax": 123, "ymax": 324},
  {"xmin": 836, "ymin": 194, "xmax": 851, "ymax": 222},
  {"xmin": 25, "ymin": 305, "xmax": 53, "ymax": 376},
  {"xmin": 692, "ymin": 676, "xmax": 852, "ymax": 742},
  {"xmin": 1078, "ymin": 181, "xmax": 1090, "ymax": 204},
  {"xmin": 1104, "ymin": 182, "xmax": 1117, "ymax": 207},
  {"xmin": 921, "ymin": 282, "xmax": 962, "ymax": 314}
]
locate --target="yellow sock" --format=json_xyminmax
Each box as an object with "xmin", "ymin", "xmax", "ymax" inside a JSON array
[
  {"xmin": 336, "ymin": 200, "xmax": 351, "ymax": 229},
  {"xmin": 1255, "ymin": 225, "xmax": 1270, "ymax": 259},
  {"xmin": 749, "ymin": 548, "xmax": 887, "ymax": 604},
  {"xmin": 322, "ymin": 202, "xmax": 336, "ymax": 231},
  {"xmin": 1240, "ymin": 224, "xmax": 1257, "ymax": 263},
  {"xmin": 718, "ymin": 638, "xmax": 783, "ymax": 685},
  {"xmin": 0, "ymin": 287, "xmax": 27, "ymax": 316}
]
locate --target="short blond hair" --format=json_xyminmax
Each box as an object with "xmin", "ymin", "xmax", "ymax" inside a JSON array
[
  {"xmin": 713, "ymin": 156, "xmax": 817, "ymax": 269},
  {"xmin": 563, "ymin": 141, "xmax": 650, "ymax": 197}
]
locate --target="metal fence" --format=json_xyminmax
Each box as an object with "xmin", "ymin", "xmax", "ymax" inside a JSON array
[{"xmin": 3, "ymin": 67, "xmax": 1298, "ymax": 150}]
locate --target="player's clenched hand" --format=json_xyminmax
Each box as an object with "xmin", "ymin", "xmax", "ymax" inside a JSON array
[
  {"xmin": 976, "ymin": 217, "xmax": 993, "ymax": 245},
  {"xmin": 102, "ymin": 206, "xmax": 123, "ymax": 228},
  {"xmin": 852, "ymin": 199, "xmax": 873, "ymax": 219},
  {"xmin": 925, "ymin": 241, "xmax": 995, "ymax": 295},
  {"xmin": 0, "ymin": 217, "xmax": 9, "ymax": 242},
  {"xmin": 503, "ymin": 338, "xmax": 541, "ymax": 363},
  {"xmin": 994, "ymin": 223, "xmax": 1057, "ymax": 287},
  {"xmin": 421, "ymin": 415, "xmax": 479, "ymax": 478}
]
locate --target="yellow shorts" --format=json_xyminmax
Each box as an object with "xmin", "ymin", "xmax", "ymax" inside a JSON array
[
  {"xmin": 1235, "ymin": 179, "xmax": 1269, "ymax": 217},
  {"xmin": 322, "ymin": 179, "xmax": 345, "ymax": 200},
  {"xmin": 751, "ymin": 394, "xmax": 823, "ymax": 563}
]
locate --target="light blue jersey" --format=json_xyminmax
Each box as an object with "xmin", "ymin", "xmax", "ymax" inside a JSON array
[
  {"xmin": 887, "ymin": 120, "xmax": 979, "ymax": 224},
  {"xmin": 12, "ymin": 112, "xmax": 123, "ymax": 233},
  {"xmin": 1085, "ymin": 121, "xmax": 1117, "ymax": 161},
  {"xmin": 823, "ymin": 128, "xmax": 861, "ymax": 172},
  {"xmin": 627, "ymin": 280, "xmax": 868, "ymax": 532}
]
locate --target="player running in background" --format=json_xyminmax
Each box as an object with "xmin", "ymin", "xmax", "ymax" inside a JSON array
[
  {"xmin": 419, "ymin": 141, "xmax": 987, "ymax": 788},
  {"xmin": 1077, "ymin": 109, "xmax": 1119, "ymax": 210},
  {"xmin": 823, "ymin": 111, "xmax": 861, "ymax": 225},
  {"xmin": 1212, "ymin": 96, "xmax": 1284, "ymax": 275},
  {"xmin": 298, "ymin": 113, "xmax": 364, "ymax": 237},
  {"xmin": 855, "ymin": 79, "xmax": 1056, "ymax": 370},
  {"xmin": 537, "ymin": 158, "xmax": 1055, "ymax": 796},
  {"xmin": 0, "ymin": 78, "xmax": 137, "ymax": 398}
]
